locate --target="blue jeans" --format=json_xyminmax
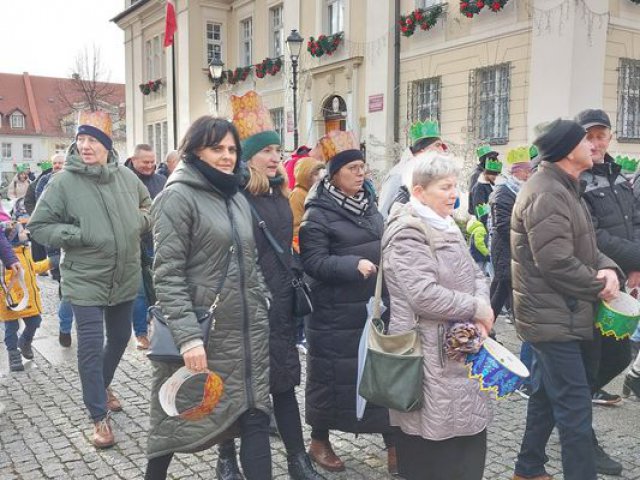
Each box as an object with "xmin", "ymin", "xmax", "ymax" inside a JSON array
[
  {"xmin": 3, "ymin": 316, "xmax": 41, "ymax": 350},
  {"xmin": 131, "ymin": 280, "xmax": 148, "ymax": 337},
  {"xmin": 72, "ymin": 301, "xmax": 133, "ymax": 421},
  {"xmin": 58, "ymin": 299, "xmax": 74, "ymax": 334},
  {"xmin": 520, "ymin": 341, "xmax": 533, "ymax": 387},
  {"xmin": 514, "ymin": 341, "xmax": 596, "ymax": 480}
]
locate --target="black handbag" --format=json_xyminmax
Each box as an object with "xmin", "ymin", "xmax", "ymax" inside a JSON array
[
  {"xmin": 247, "ymin": 201, "xmax": 313, "ymax": 317},
  {"xmin": 147, "ymin": 209, "xmax": 236, "ymax": 364}
]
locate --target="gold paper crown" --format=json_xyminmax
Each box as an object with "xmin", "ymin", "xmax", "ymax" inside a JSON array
[
  {"xmin": 230, "ymin": 91, "xmax": 275, "ymax": 141},
  {"xmin": 409, "ymin": 120, "xmax": 440, "ymax": 144},
  {"xmin": 316, "ymin": 130, "xmax": 360, "ymax": 163},
  {"xmin": 77, "ymin": 110, "xmax": 112, "ymax": 137},
  {"xmin": 506, "ymin": 146, "xmax": 531, "ymax": 165}
]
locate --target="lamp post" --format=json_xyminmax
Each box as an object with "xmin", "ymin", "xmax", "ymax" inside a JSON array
[
  {"xmin": 286, "ymin": 29, "xmax": 304, "ymax": 150},
  {"xmin": 208, "ymin": 57, "xmax": 225, "ymax": 113}
]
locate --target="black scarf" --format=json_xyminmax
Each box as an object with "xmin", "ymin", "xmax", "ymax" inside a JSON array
[{"xmin": 187, "ymin": 153, "xmax": 241, "ymax": 198}]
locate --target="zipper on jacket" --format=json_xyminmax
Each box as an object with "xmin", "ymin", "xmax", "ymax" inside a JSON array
[
  {"xmin": 97, "ymin": 188, "xmax": 119, "ymax": 304},
  {"xmin": 228, "ymin": 199, "xmax": 255, "ymax": 408},
  {"xmin": 438, "ymin": 323, "xmax": 445, "ymax": 368}
]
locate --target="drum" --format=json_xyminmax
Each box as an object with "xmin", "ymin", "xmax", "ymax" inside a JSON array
[
  {"xmin": 596, "ymin": 292, "xmax": 640, "ymax": 340},
  {"xmin": 465, "ymin": 337, "xmax": 529, "ymax": 398}
]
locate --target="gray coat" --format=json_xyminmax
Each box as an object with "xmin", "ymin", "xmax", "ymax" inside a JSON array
[
  {"xmin": 382, "ymin": 203, "xmax": 492, "ymax": 441},
  {"xmin": 146, "ymin": 162, "xmax": 271, "ymax": 459}
]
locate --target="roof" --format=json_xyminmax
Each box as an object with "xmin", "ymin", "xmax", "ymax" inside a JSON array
[
  {"xmin": 111, "ymin": 0, "xmax": 152, "ymax": 24},
  {"xmin": 0, "ymin": 72, "xmax": 125, "ymax": 138}
]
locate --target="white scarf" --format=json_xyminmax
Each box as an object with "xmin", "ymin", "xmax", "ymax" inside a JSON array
[{"xmin": 409, "ymin": 197, "xmax": 458, "ymax": 233}]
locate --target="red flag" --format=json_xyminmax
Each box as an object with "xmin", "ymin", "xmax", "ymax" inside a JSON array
[{"xmin": 164, "ymin": 0, "xmax": 177, "ymax": 48}]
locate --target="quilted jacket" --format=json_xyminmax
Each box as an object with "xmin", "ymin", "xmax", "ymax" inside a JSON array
[
  {"xmin": 382, "ymin": 202, "xmax": 492, "ymax": 441},
  {"xmin": 146, "ymin": 161, "xmax": 271, "ymax": 458}
]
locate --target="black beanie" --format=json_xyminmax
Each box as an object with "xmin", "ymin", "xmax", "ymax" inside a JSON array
[
  {"xmin": 328, "ymin": 149, "xmax": 365, "ymax": 178},
  {"xmin": 533, "ymin": 119, "xmax": 586, "ymax": 163}
]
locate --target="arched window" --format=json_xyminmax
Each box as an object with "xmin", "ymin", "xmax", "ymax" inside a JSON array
[{"xmin": 10, "ymin": 111, "xmax": 25, "ymax": 129}]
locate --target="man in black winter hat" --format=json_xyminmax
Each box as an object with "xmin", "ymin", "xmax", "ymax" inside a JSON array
[{"xmin": 510, "ymin": 118, "xmax": 621, "ymax": 480}]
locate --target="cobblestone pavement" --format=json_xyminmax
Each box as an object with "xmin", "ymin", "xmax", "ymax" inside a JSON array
[{"xmin": 1, "ymin": 276, "xmax": 639, "ymax": 479}]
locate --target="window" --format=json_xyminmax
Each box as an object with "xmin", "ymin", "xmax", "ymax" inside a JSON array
[
  {"xmin": 55, "ymin": 144, "xmax": 67, "ymax": 155},
  {"xmin": 206, "ymin": 22, "xmax": 223, "ymax": 64},
  {"xmin": 618, "ymin": 58, "xmax": 640, "ymax": 142},
  {"xmin": 270, "ymin": 5, "xmax": 284, "ymax": 58},
  {"xmin": 22, "ymin": 144, "xmax": 32, "ymax": 159},
  {"xmin": 146, "ymin": 121, "xmax": 169, "ymax": 163},
  {"xmin": 409, "ymin": 77, "xmax": 441, "ymax": 124},
  {"xmin": 145, "ymin": 34, "xmax": 166, "ymax": 80},
  {"xmin": 415, "ymin": 0, "xmax": 440, "ymax": 7},
  {"xmin": 469, "ymin": 63, "xmax": 511, "ymax": 144},
  {"xmin": 1, "ymin": 143, "xmax": 12, "ymax": 160},
  {"xmin": 240, "ymin": 18, "xmax": 253, "ymax": 67},
  {"xmin": 270, "ymin": 108, "xmax": 284, "ymax": 143},
  {"xmin": 10, "ymin": 112, "xmax": 25, "ymax": 129},
  {"xmin": 327, "ymin": 0, "xmax": 344, "ymax": 34}
]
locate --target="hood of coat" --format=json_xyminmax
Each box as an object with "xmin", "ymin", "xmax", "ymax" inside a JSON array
[
  {"xmin": 294, "ymin": 157, "xmax": 324, "ymax": 191},
  {"xmin": 64, "ymin": 144, "xmax": 119, "ymax": 184}
]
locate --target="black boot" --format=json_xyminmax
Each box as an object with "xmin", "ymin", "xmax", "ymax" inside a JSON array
[
  {"xmin": 18, "ymin": 337, "xmax": 33, "ymax": 360},
  {"xmin": 594, "ymin": 444, "xmax": 623, "ymax": 476},
  {"xmin": 287, "ymin": 451, "xmax": 328, "ymax": 480},
  {"xmin": 216, "ymin": 442, "xmax": 244, "ymax": 480},
  {"xmin": 8, "ymin": 349, "xmax": 24, "ymax": 372},
  {"xmin": 622, "ymin": 372, "xmax": 640, "ymax": 398}
]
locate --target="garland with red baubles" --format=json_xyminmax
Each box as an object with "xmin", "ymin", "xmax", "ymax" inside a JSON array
[
  {"xmin": 460, "ymin": 0, "xmax": 510, "ymax": 18},
  {"xmin": 399, "ymin": 5, "xmax": 444, "ymax": 37},
  {"xmin": 307, "ymin": 32, "xmax": 344, "ymax": 58}
]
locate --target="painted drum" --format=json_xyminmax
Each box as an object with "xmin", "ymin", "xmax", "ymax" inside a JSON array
[
  {"xmin": 596, "ymin": 291, "xmax": 640, "ymax": 341},
  {"xmin": 159, "ymin": 367, "xmax": 224, "ymax": 421},
  {"xmin": 465, "ymin": 337, "xmax": 530, "ymax": 398}
]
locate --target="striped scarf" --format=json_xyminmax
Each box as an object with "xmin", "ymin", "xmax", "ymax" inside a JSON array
[{"xmin": 324, "ymin": 178, "xmax": 369, "ymax": 216}]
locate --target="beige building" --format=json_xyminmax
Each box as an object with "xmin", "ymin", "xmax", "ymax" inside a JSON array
[{"xmin": 113, "ymin": 0, "xmax": 640, "ymax": 172}]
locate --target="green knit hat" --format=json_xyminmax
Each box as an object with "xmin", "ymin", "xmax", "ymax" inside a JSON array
[{"xmin": 241, "ymin": 130, "xmax": 282, "ymax": 162}]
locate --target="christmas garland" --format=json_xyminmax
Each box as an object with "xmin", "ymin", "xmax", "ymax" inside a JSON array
[
  {"xmin": 223, "ymin": 67, "xmax": 252, "ymax": 85},
  {"xmin": 399, "ymin": 5, "xmax": 444, "ymax": 37},
  {"xmin": 139, "ymin": 79, "xmax": 162, "ymax": 95},
  {"xmin": 255, "ymin": 57, "xmax": 283, "ymax": 78},
  {"xmin": 307, "ymin": 32, "xmax": 344, "ymax": 58},
  {"xmin": 460, "ymin": 0, "xmax": 510, "ymax": 18}
]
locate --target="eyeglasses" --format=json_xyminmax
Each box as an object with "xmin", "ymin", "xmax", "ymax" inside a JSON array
[{"xmin": 346, "ymin": 164, "xmax": 366, "ymax": 174}]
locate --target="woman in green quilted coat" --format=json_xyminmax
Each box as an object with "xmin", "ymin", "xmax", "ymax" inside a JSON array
[{"xmin": 144, "ymin": 117, "xmax": 272, "ymax": 480}]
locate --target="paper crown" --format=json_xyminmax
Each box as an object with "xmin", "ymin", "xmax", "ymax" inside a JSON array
[
  {"xmin": 77, "ymin": 110, "xmax": 112, "ymax": 138},
  {"xmin": 476, "ymin": 145, "xmax": 498, "ymax": 159},
  {"xmin": 506, "ymin": 146, "xmax": 531, "ymax": 165},
  {"xmin": 485, "ymin": 158, "xmax": 503, "ymax": 173},
  {"xmin": 315, "ymin": 130, "xmax": 360, "ymax": 163},
  {"xmin": 16, "ymin": 163, "xmax": 29, "ymax": 173},
  {"xmin": 39, "ymin": 160, "xmax": 53, "ymax": 171},
  {"xmin": 230, "ymin": 90, "xmax": 275, "ymax": 141},
  {"xmin": 615, "ymin": 155, "xmax": 640, "ymax": 174},
  {"xmin": 409, "ymin": 120, "xmax": 440, "ymax": 145},
  {"xmin": 529, "ymin": 144, "xmax": 539, "ymax": 159}
]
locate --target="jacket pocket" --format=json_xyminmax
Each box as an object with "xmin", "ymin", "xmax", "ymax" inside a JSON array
[{"xmin": 564, "ymin": 296, "xmax": 578, "ymax": 332}]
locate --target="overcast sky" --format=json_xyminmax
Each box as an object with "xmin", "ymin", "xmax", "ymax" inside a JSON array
[{"xmin": 2, "ymin": 0, "xmax": 126, "ymax": 83}]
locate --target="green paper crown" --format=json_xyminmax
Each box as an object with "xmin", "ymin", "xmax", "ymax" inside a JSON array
[
  {"xmin": 410, "ymin": 120, "xmax": 440, "ymax": 144},
  {"xmin": 39, "ymin": 160, "xmax": 53, "ymax": 171},
  {"xmin": 476, "ymin": 144, "xmax": 496, "ymax": 159},
  {"xmin": 506, "ymin": 146, "xmax": 531, "ymax": 165},
  {"xmin": 485, "ymin": 158, "xmax": 503, "ymax": 173},
  {"xmin": 615, "ymin": 155, "xmax": 640, "ymax": 174},
  {"xmin": 529, "ymin": 144, "xmax": 539, "ymax": 159},
  {"xmin": 475, "ymin": 203, "xmax": 490, "ymax": 218},
  {"xmin": 16, "ymin": 163, "xmax": 28, "ymax": 173}
]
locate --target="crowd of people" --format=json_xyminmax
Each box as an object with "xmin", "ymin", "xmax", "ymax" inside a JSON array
[{"xmin": 0, "ymin": 90, "xmax": 639, "ymax": 480}]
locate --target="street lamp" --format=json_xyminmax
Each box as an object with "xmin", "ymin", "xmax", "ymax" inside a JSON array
[
  {"xmin": 286, "ymin": 29, "xmax": 304, "ymax": 150},
  {"xmin": 208, "ymin": 57, "xmax": 225, "ymax": 112}
]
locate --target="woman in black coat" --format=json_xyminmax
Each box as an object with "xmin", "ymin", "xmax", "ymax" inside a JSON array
[{"xmin": 299, "ymin": 137, "xmax": 394, "ymax": 474}]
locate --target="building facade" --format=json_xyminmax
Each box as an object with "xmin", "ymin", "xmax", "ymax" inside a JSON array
[{"xmin": 113, "ymin": 0, "xmax": 640, "ymax": 173}]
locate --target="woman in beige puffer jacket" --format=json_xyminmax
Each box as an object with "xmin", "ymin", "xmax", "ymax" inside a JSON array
[{"xmin": 382, "ymin": 151, "xmax": 494, "ymax": 480}]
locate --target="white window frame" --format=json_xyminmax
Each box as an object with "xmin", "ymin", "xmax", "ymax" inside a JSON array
[
  {"xmin": 618, "ymin": 58, "xmax": 640, "ymax": 142},
  {"xmin": 327, "ymin": 0, "xmax": 344, "ymax": 35},
  {"xmin": 1, "ymin": 143, "xmax": 12, "ymax": 159},
  {"xmin": 240, "ymin": 18, "xmax": 253, "ymax": 67},
  {"xmin": 270, "ymin": 5, "xmax": 284, "ymax": 58},
  {"xmin": 10, "ymin": 112, "xmax": 25, "ymax": 129},
  {"xmin": 270, "ymin": 108, "xmax": 284, "ymax": 144},
  {"xmin": 415, "ymin": 0, "xmax": 439, "ymax": 8},
  {"xmin": 146, "ymin": 121, "xmax": 169, "ymax": 163},
  {"xmin": 206, "ymin": 22, "xmax": 223, "ymax": 64},
  {"xmin": 471, "ymin": 63, "xmax": 511, "ymax": 144},
  {"xmin": 22, "ymin": 144, "xmax": 32, "ymax": 159},
  {"xmin": 411, "ymin": 77, "xmax": 441, "ymax": 123},
  {"xmin": 145, "ymin": 34, "xmax": 166, "ymax": 80},
  {"xmin": 55, "ymin": 144, "xmax": 67, "ymax": 155}
]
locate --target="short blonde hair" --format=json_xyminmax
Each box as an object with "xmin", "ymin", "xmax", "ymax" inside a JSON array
[{"xmin": 403, "ymin": 151, "xmax": 460, "ymax": 190}]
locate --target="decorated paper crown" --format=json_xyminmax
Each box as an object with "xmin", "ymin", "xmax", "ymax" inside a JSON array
[
  {"xmin": 615, "ymin": 155, "xmax": 640, "ymax": 174},
  {"xmin": 485, "ymin": 157, "xmax": 503, "ymax": 173},
  {"xmin": 529, "ymin": 144, "xmax": 539, "ymax": 160},
  {"xmin": 316, "ymin": 130, "xmax": 360, "ymax": 163},
  {"xmin": 230, "ymin": 90, "xmax": 275, "ymax": 141},
  {"xmin": 39, "ymin": 160, "xmax": 53, "ymax": 171},
  {"xmin": 409, "ymin": 120, "xmax": 440, "ymax": 145},
  {"xmin": 476, "ymin": 144, "xmax": 498, "ymax": 160},
  {"xmin": 15, "ymin": 163, "xmax": 29, "ymax": 173},
  {"xmin": 506, "ymin": 146, "xmax": 531, "ymax": 165},
  {"xmin": 77, "ymin": 110, "xmax": 113, "ymax": 138}
]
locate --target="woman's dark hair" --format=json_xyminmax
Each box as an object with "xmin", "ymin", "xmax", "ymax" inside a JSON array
[
  {"xmin": 178, "ymin": 116, "xmax": 242, "ymax": 164},
  {"xmin": 410, "ymin": 137, "xmax": 439, "ymax": 155}
]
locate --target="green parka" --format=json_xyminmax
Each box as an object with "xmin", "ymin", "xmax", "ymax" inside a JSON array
[
  {"xmin": 28, "ymin": 147, "xmax": 151, "ymax": 306},
  {"xmin": 146, "ymin": 161, "xmax": 271, "ymax": 459}
]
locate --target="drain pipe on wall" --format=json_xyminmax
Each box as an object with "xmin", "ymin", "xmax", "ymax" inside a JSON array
[{"xmin": 393, "ymin": 0, "xmax": 401, "ymax": 143}]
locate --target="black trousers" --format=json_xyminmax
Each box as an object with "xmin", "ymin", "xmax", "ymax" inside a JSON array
[
  {"xmin": 311, "ymin": 428, "xmax": 395, "ymax": 448},
  {"xmin": 144, "ymin": 408, "xmax": 271, "ymax": 480},
  {"xmin": 490, "ymin": 277, "xmax": 512, "ymax": 320},
  {"xmin": 581, "ymin": 327, "xmax": 631, "ymax": 393},
  {"xmin": 396, "ymin": 429, "xmax": 486, "ymax": 480}
]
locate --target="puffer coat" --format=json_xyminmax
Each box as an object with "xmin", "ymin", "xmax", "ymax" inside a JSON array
[
  {"xmin": 489, "ymin": 183, "xmax": 517, "ymax": 281},
  {"xmin": 299, "ymin": 181, "xmax": 391, "ymax": 434},
  {"xmin": 244, "ymin": 187, "xmax": 300, "ymax": 394},
  {"xmin": 382, "ymin": 202, "xmax": 492, "ymax": 441},
  {"xmin": 146, "ymin": 162, "xmax": 271, "ymax": 459}
]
